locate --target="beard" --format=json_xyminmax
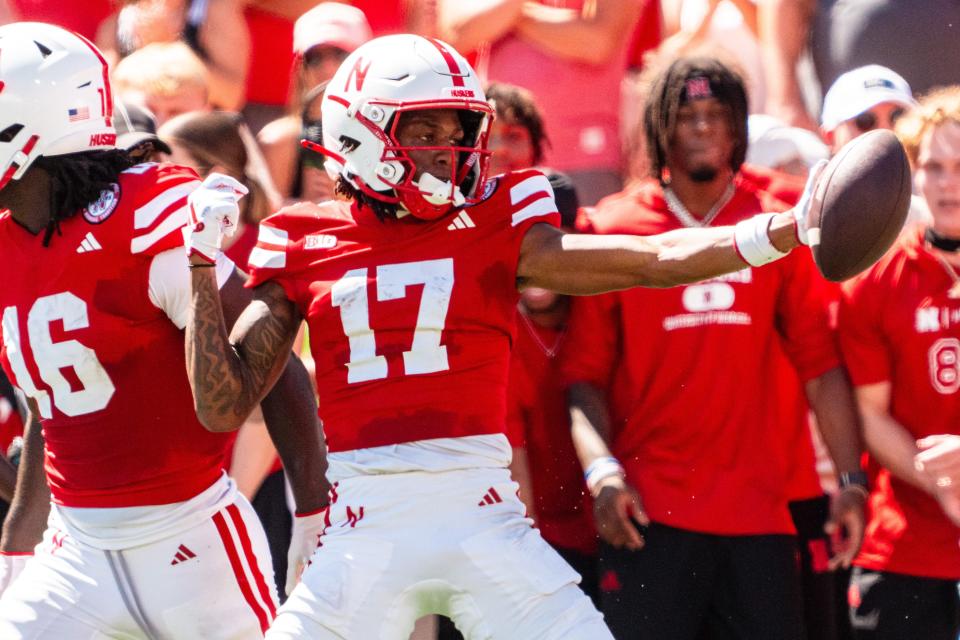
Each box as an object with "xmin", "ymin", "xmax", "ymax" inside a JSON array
[{"xmin": 688, "ymin": 165, "xmax": 719, "ymax": 182}]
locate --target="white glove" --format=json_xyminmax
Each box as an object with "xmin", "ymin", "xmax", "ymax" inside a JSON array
[
  {"xmin": 183, "ymin": 173, "xmax": 249, "ymax": 263},
  {"xmin": 0, "ymin": 552, "xmax": 31, "ymax": 595},
  {"xmin": 285, "ymin": 508, "xmax": 327, "ymax": 596},
  {"xmin": 793, "ymin": 159, "xmax": 828, "ymax": 246}
]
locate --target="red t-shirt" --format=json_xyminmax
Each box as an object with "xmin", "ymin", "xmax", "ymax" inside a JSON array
[
  {"xmin": 562, "ymin": 175, "xmax": 839, "ymax": 535},
  {"xmin": 244, "ymin": 7, "xmax": 295, "ymax": 107},
  {"xmin": 247, "ymin": 170, "xmax": 560, "ymax": 452},
  {"xmin": 0, "ymin": 163, "xmax": 230, "ymax": 508},
  {"xmin": 838, "ymin": 228, "xmax": 960, "ymax": 579},
  {"xmin": 10, "ymin": 0, "xmax": 113, "ymax": 40},
  {"xmin": 508, "ymin": 312, "xmax": 596, "ymax": 555}
]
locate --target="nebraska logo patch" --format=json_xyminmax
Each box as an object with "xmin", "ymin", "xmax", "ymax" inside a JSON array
[{"xmin": 83, "ymin": 183, "xmax": 120, "ymax": 224}]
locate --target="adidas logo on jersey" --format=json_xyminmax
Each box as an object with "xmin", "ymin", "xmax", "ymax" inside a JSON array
[
  {"xmin": 477, "ymin": 487, "xmax": 503, "ymax": 507},
  {"xmin": 447, "ymin": 211, "xmax": 476, "ymax": 231},
  {"xmin": 76, "ymin": 232, "xmax": 102, "ymax": 253},
  {"xmin": 170, "ymin": 544, "xmax": 197, "ymax": 565}
]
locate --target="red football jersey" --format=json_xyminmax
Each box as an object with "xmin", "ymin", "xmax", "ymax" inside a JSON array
[
  {"xmin": 563, "ymin": 176, "xmax": 839, "ymax": 535},
  {"xmin": 0, "ymin": 163, "xmax": 232, "ymax": 508},
  {"xmin": 507, "ymin": 313, "xmax": 596, "ymax": 555},
  {"xmin": 838, "ymin": 228, "xmax": 960, "ymax": 579},
  {"xmin": 246, "ymin": 170, "xmax": 560, "ymax": 452}
]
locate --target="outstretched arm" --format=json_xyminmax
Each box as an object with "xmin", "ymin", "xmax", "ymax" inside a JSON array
[{"xmin": 517, "ymin": 211, "xmax": 799, "ymax": 293}]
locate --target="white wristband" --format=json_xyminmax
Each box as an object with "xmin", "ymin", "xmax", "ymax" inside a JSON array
[
  {"xmin": 584, "ymin": 456, "xmax": 625, "ymax": 494},
  {"xmin": 734, "ymin": 213, "xmax": 790, "ymax": 267}
]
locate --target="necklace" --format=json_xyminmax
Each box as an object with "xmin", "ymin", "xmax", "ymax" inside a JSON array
[
  {"xmin": 930, "ymin": 247, "xmax": 960, "ymax": 299},
  {"xmin": 519, "ymin": 311, "xmax": 566, "ymax": 358},
  {"xmin": 663, "ymin": 182, "xmax": 736, "ymax": 228}
]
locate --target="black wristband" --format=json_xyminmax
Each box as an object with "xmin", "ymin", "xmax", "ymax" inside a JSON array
[{"xmin": 839, "ymin": 470, "xmax": 869, "ymax": 490}]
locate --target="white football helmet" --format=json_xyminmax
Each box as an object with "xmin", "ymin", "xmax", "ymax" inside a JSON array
[
  {"xmin": 0, "ymin": 22, "xmax": 117, "ymax": 190},
  {"xmin": 310, "ymin": 34, "xmax": 493, "ymax": 220}
]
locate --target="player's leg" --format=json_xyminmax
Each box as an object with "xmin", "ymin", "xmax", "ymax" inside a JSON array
[
  {"xmin": 597, "ymin": 522, "xmax": 717, "ymax": 640},
  {"xmin": 705, "ymin": 533, "xmax": 805, "ymax": 640},
  {"xmin": 122, "ymin": 495, "xmax": 280, "ymax": 639},
  {"xmin": 440, "ymin": 477, "xmax": 611, "ymax": 640},
  {"xmin": 0, "ymin": 525, "xmax": 141, "ymax": 639},
  {"xmin": 848, "ymin": 567, "xmax": 960, "ymax": 640}
]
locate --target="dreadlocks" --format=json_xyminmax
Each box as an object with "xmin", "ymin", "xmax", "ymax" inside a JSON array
[
  {"xmin": 643, "ymin": 56, "xmax": 749, "ymax": 185},
  {"xmin": 33, "ymin": 149, "xmax": 137, "ymax": 246},
  {"xmin": 335, "ymin": 177, "xmax": 399, "ymax": 221}
]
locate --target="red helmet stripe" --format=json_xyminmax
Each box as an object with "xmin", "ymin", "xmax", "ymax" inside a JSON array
[
  {"xmin": 74, "ymin": 32, "xmax": 113, "ymax": 127},
  {"xmin": 327, "ymin": 94, "xmax": 350, "ymax": 109},
  {"xmin": 426, "ymin": 38, "xmax": 465, "ymax": 87}
]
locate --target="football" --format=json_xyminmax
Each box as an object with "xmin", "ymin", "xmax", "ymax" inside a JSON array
[{"xmin": 807, "ymin": 129, "xmax": 912, "ymax": 282}]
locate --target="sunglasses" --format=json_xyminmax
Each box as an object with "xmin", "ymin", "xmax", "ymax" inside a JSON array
[
  {"xmin": 303, "ymin": 46, "xmax": 349, "ymax": 70},
  {"xmin": 853, "ymin": 107, "xmax": 906, "ymax": 132}
]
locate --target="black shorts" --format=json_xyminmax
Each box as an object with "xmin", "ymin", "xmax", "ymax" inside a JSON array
[
  {"xmin": 849, "ymin": 566, "xmax": 960, "ymax": 640},
  {"xmin": 599, "ymin": 521, "xmax": 804, "ymax": 640}
]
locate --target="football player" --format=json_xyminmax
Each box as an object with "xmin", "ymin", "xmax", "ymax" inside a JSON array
[
  {"xmin": 185, "ymin": 35, "xmax": 821, "ymax": 639},
  {"xmin": 0, "ymin": 23, "xmax": 327, "ymax": 638}
]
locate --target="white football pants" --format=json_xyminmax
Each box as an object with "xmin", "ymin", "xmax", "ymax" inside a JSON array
[
  {"xmin": 267, "ymin": 466, "xmax": 613, "ymax": 639},
  {"xmin": 0, "ymin": 496, "xmax": 278, "ymax": 639}
]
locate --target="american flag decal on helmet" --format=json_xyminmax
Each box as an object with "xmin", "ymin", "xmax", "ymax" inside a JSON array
[{"xmin": 68, "ymin": 107, "xmax": 89, "ymax": 122}]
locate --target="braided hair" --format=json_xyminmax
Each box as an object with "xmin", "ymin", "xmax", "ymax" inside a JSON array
[
  {"xmin": 33, "ymin": 149, "xmax": 136, "ymax": 246},
  {"xmin": 643, "ymin": 56, "xmax": 749, "ymax": 185}
]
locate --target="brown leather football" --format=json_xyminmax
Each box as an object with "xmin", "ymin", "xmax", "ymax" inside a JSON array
[{"xmin": 807, "ymin": 129, "xmax": 911, "ymax": 282}]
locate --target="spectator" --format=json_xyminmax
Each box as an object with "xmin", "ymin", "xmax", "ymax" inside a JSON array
[
  {"xmin": 97, "ymin": 0, "xmax": 250, "ymax": 110},
  {"xmin": 158, "ymin": 110, "xmax": 279, "ymax": 265},
  {"xmin": 838, "ymin": 86, "xmax": 960, "ymax": 640},
  {"xmin": 258, "ymin": 2, "xmax": 371, "ymax": 200},
  {"xmin": 295, "ymin": 84, "xmax": 337, "ymax": 204},
  {"xmin": 759, "ymin": 0, "xmax": 960, "ymax": 130},
  {"xmin": 114, "ymin": 101, "xmax": 173, "ymax": 163},
  {"xmin": 820, "ymin": 65, "xmax": 916, "ymax": 154},
  {"xmin": 485, "ymin": 82, "xmax": 548, "ymax": 176},
  {"xmin": 747, "ymin": 113, "xmax": 829, "ymax": 177},
  {"xmin": 438, "ymin": 0, "xmax": 643, "ymax": 205},
  {"xmin": 563, "ymin": 55, "xmax": 865, "ymax": 640},
  {"xmin": 112, "ymin": 41, "xmax": 211, "ymax": 125}
]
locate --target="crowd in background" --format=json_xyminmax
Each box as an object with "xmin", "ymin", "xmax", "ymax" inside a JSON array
[{"xmin": 0, "ymin": 1, "xmax": 958, "ymax": 639}]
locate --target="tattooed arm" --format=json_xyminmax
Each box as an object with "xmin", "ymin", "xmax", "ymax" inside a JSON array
[{"xmin": 187, "ymin": 264, "xmax": 301, "ymax": 433}]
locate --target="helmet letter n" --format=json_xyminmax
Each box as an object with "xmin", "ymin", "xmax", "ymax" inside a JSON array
[{"xmin": 345, "ymin": 57, "xmax": 372, "ymax": 93}]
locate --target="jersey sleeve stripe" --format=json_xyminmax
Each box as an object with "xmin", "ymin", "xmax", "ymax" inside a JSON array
[
  {"xmin": 134, "ymin": 181, "xmax": 199, "ymax": 230},
  {"xmin": 257, "ymin": 225, "xmax": 289, "ymax": 249},
  {"xmin": 512, "ymin": 196, "xmax": 558, "ymax": 227},
  {"xmin": 248, "ymin": 247, "xmax": 287, "ymax": 269},
  {"xmin": 130, "ymin": 205, "xmax": 188, "ymax": 254},
  {"xmin": 509, "ymin": 174, "xmax": 553, "ymax": 206}
]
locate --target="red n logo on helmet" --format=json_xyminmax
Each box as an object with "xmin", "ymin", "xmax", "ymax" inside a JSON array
[{"xmin": 344, "ymin": 57, "xmax": 371, "ymax": 92}]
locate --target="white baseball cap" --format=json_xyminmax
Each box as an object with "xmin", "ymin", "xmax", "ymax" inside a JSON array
[
  {"xmin": 293, "ymin": 2, "xmax": 372, "ymax": 57},
  {"xmin": 748, "ymin": 114, "xmax": 829, "ymax": 171},
  {"xmin": 821, "ymin": 64, "xmax": 916, "ymax": 131}
]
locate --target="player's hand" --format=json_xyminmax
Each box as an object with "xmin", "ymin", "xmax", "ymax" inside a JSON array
[
  {"xmin": 285, "ymin": 507, "xmax": 327, "ymax": 596},
  {"xmin": 792, "ymin": 159, "xmax": 827, "ymax": 246},
  {"xmin": 183, "ymin": 173, "xmax": 248, "ymax": 264},
  {"xmin": 0, "ymin": 552, "xmax": 31, "ymax": 594},
  {"xmin": 824, "ymin": 486, "xmax": 867, "ymax": 570},
  {"xmin": 592, "ymin": 475, "xmax": 649, "ymax": 551},
  {"xmin": 915, "ymin": 435, "xmax": 960, "ymax": 492}
]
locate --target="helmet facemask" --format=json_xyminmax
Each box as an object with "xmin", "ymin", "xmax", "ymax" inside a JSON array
[{"xmin": 358, "ymin": 102, "xmax": 493, "ymax": 220}]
